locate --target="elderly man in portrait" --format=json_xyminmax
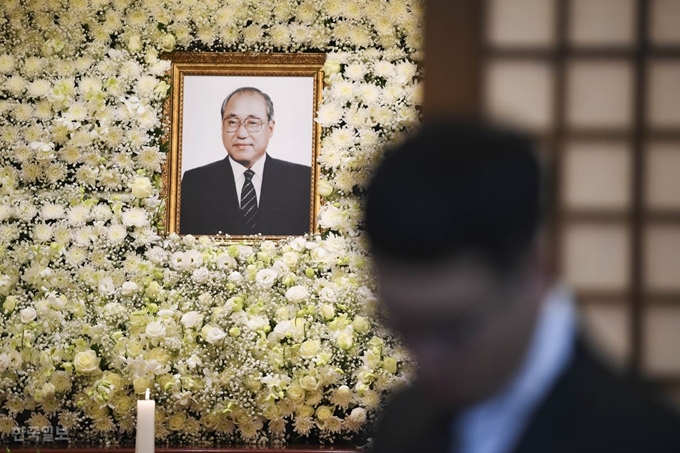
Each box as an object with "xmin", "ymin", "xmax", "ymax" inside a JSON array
[
  {"xmin": 180, "ymin": 87, "xmax": 312, "ymax": 236},
  {"xmin": 366, "ymin": 121, "xmax": 680, "ymax": 453}
]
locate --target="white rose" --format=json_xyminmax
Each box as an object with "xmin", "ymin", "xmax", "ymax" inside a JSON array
[
  {"xmin": 0, "ymin": 353, "xmax": 9, "ymax": 372},
  {"xmin": 255, "ymin": 268, "xmax": 278, "ymax": 289},
  {"xmin": 128, "ymin": 34, "xmax": 143, "ymax": 52},
  {"xmin": 145, "ymin": 321, "xmax": 166, "ymax": 339},
  {"xmin": 246, "ymin": 315, "xmax": 269, "ymax": 332},
  {"xmin": 98, "ymin": 277, "xmax": 115, "ymax": 295},
  {"xmin": 181, "ymin": 311, "xmax": 202, "ymax": 328},
  {"xmin": 159, "ymin": 33, "xmax": 176, "ymax": 52},
  {"xmin": 228, "ymin": 271, "xmax": 243, "ymax": 283},
  {"xmin": 281, "ymin": 252, "xmax": 299, "ymax": 268},
  {"xmin": 320, "ymin": 304, "xmax": 335, "ymax": 320},
  {"xmin": 3, "ymin": 296, "xmax": 16, "ymax": 312},
  {"xmin": 130, "ymin": 176, "xmax": 153, "ymax": 198},
  {"xmin": 335, "ymin": 330, "xmax": 353, "ymax": 350},
  {"xmin": 187, "ymin": 354, "xmax": 202, "ymax": 370},
  {"xmin": 299, "ymin": 339, "xmax": 320, "ymax": 359},
  {"xmin": 318, "ymin": 179, "xmax": 333, "ymax": 197},
  {"xmin": 353, "ymin": 316, "xmax": 370, "ymax": 333},
  {"xmin": 299, "ymin": 375, "xmax": 319, "ymax": 391},
  {"xmin": 285, "ymin": 286, "xmax": 309, "ymax": 303},
  {"xmin": 204, "ymin": 326, "xmax": 226, "ymax": 344},
  {"xmin": 121, "ymin": 281, "xmax": 139, "ymax": 295},
  {"xmin": 20, "ymin": 307, "xmax": 37, "ymax": 323},
  {"xmin": 318, "ymin": 205, "xmax": 344, "ymax": 230},
  {"xmin": 74, "ymin": 349, "xmax": 100, "ymax": 374},
  {"xmin": 323, "ymin": 59, "xmax": 341, "ymax": 76},
  {"xmin": 348, "ymin": 407, "xmax": 366, "ymax": 423},
  {"xmin": 319, "ymin": 287, "xmax": 336, "ymax": 302}
]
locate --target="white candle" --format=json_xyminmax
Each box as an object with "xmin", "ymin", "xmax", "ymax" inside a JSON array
[{"xmin": 136, "ymin": 389, "xmax": 155, "ymax": 453}]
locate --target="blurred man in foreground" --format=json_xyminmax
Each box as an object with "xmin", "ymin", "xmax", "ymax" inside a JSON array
[{"xmin": 365, "ymin": 121, "xmax": 680, "ymax": 453}]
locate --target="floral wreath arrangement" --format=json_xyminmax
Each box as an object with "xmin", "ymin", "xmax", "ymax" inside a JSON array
[{"xmin": 0, "ymin": 0, "xmax": 422, "ymax": 446}]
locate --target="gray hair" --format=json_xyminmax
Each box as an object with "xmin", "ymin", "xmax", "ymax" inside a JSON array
[{"xmin": 220, "ymin": 87, "xmax": 274, "ymax": 122}]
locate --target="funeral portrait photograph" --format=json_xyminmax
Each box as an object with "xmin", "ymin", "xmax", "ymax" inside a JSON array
[{"xmin": 165, "ymin": 54, "xmax": 324, "ymax": 238}]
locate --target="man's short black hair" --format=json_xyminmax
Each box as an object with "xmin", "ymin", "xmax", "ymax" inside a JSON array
[{"xmin": 365, "ymin": 120, "xmax": 544, "ymax": 269}]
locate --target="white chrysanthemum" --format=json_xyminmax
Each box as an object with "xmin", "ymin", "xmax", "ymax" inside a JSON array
[
  {"xmin": 318, "ymin": 146, "xmax": 345, "ymax": 169},
  {"xmin": 64, "ymin": 247, "xmax": 87, "ymax": 266},
  {"xmin": 135, "ymin": 147, "xmax": 163, "ymax": 172},
  {"xmin": 329, "ymin": 127, "xmax": 358, "ymax": 148},
  {"xmin": 44, "ymin": 163, "xmax": 67, "ymax": 183},
  {"xmin": 16, "ymin": 201, "xmax": 38, "ymax": 221},
  {"xmin": 79, "ymin": 77, "xmax": 103, "ymax": 95},
  {"xmin": 374, "ymin": 60, "xmax": 396, "ymax": 78},
  {"xmin": 315, "ymin": 103, "xmax": 343, "ymax": 127},
  {"xmin": 41, "ymin": 203, "xmax": 66, "ymax": 220},
  {"xmin": 382, "ymin": 82, "xmax": 405, "ymax": 104},
  {"xmin": 121, "ymin": 208, "xmax": 148, "ymax": 228},
  {"xmin": 344, "ymin": 63, "xmax": 366, "ymax": 81},
  {"xmin": 20, "ymin": 57, "xmax": 44, "ymax": 78},
  {"xmin": 270, "ymin": 24, "xmax": 290, "ymax": 47},
  {"xmin": 358, "ymin": 83, "xmax": 381, "ymax": 105},
  {"xmin": 0, "ymin": 54, "xmax": 16, "ymax": 74},
  {"xmin": 67, "ymin": 205, "xmax": 90, "ymax": 226},
  {"xmin": 5, "ymin": 76, "xmax": 27, "ymax": 95},
  {"xmin": 318, "ymin": 205, "xmax": 345, "ymax": 230},
  {"xmin": 12, "ymin": 103, "xmax": 33, "ymax": 122},
  {"xmin": 135, "ymin": 76, "xmax": 158, "ymax": 96},
  {"xmin": 74, "ymin": 165, "xmax": 98, "ymax": 185},
  {"xmin": 13, "ymin": 146, "xmax": 33, "ymax": 165},
  {"xmin": 119, "ymin": 60, "xmax": 142, "ymax": 79},
  {"xmin": 107, "ymin": 224, "xmax": 127, "ymax": 245},
  {"xmin": 330, "ymin": 80, "xmax": 356, "ymax": 102},
  {"xmin": 0, "ymin": 125, "xmax": 19, "ymax": 144},
  {"xmin": 58, "ymin": 146, "xmax": 82, "ymax": 164},
  {"xmin": 0, "ymin": 100, "xmax": 11, "ymax": 115},
  {"xmin": 65, "ymin": 102, "xmax": 88, "ymax": 122},
  {"xmin": 53, "ymin": 226, "xmax": 71, "ymax": 245},
  {"xmin": 90, "ymin": 204, "xmax": 112, "ymax": 222},
  {"xmin": 293, "ymin": 416, "xmax": 313, "ymax": 436},
  {"xmin": 33, "ymin": 223, "xmax": 53, "ymax": 243},
  {"xmin": 27, "ymin": 80, "xmax": 51, "ymax": 98}
]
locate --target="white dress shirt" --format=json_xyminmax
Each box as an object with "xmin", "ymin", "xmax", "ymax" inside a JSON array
[
  {"xmin": 228, "ymin": 154, "xmax": 266, "ymax": 208},
  {"xmin": 451, "ymin": 283, "xmax": 578, "ymax": 453}
]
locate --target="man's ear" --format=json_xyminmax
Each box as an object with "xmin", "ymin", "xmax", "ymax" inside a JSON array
[{"xmin": 268, "ymin": 120, "xmax": 275, "ymax": 137}]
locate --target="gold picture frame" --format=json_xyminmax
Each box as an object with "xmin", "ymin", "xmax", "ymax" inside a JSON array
[{"xmin": 163, "ymin": 52, "xmax": 325, "ymax": 240}]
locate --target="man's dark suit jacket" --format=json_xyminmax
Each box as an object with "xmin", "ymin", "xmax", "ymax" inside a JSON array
[
  {"xmin": 180, "ymin": 154, "xmax": 312, "ymax": 236},
  {"xmin": 370, "ymin": 340, "xmax": 680, "ymax": 453}
]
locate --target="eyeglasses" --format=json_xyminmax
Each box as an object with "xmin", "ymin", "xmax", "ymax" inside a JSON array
[{"xmin": 223, "ymin": 118, "xmax": 266, "ymax": 133}]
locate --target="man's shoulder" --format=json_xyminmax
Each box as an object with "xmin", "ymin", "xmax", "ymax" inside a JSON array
[
  {"xmin": 516, "ymin": 340, "xmax": 680, "ymax": 452},
  {"xmin": 265, "ymin": 155, "xmax": 311, "ymax": 176},
  {"xmin": 184, "ymin": 158, "xmax": 228, "ymax": 179}
]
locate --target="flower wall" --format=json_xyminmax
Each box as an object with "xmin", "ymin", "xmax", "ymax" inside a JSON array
[{"xmin": 0, "ymin": 0, "xmax": 421, "ymax": 445}]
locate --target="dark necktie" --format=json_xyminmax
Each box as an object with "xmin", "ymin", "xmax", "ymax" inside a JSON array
[{"xmin": 240, "ymin": 169, "xmax": 258, "ymax": 233}]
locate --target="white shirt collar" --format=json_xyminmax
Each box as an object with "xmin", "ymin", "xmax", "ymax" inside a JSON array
[
  {"xmin": 228, "ymin": 154, "xmax": 266, "ymax": 206},
  {"xmin": 453, "ymin": 283, "xmax": 577, "ymax": 453}
]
